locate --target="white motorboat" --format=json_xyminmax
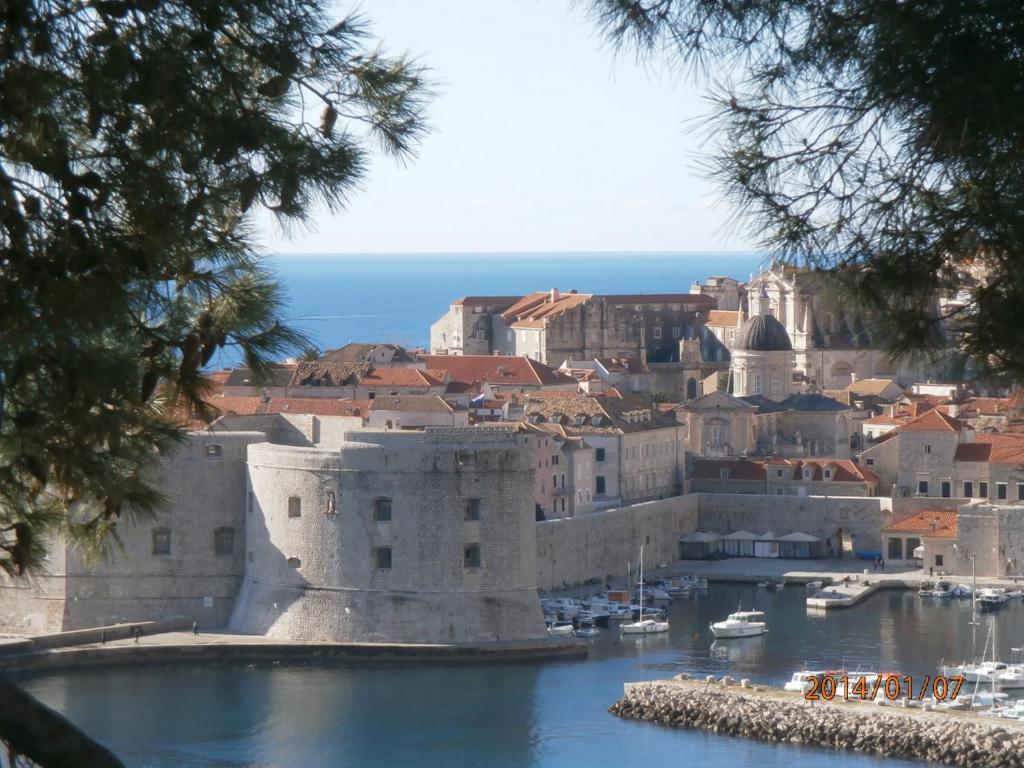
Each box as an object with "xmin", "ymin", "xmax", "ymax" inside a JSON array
[
  {"xmin": 918, "ymin": 581, "xmax": 935, "ymax": 597},
  {"xmin": 805, "ymin": 580, "xmax": 824, "ymax": 593},
  {"xmin": 546, "ymin": 621, "xmax": 574, "ymax": 636},
  {"xmin": 996, "ymin": 666, "xmax": 1024, "ymax": 692},
  {"xmin": 620, "ymin": 544, "xmax": 670, "ymax": 635},
  {"xmin": 931, "ymin": 580, "xmax": 954, "ymax": 597},
  {"xmin": 574, "ymin": 621, "xmax": 600, "ymax": 638},
  {"xmin": 756, "ymin": 581, "xmax": 769, "ymax": 588},
  {"xmin": 976, "ymin": 588, "xmax": 1010, "ymax": 609},
  {"xmin": 710, "ymin": 609, "xmax": 767, "ymax": 639},
  {"xmin": 768, "ymin": 580, "xmax": 786, "ymax": 591},
  {"xmin": 783, "ymin": 669, "xmax": 846, "ymax": 693}
]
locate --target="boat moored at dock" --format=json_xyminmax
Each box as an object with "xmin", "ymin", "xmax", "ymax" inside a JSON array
[{"xmin": 710, "ymin": 609, "xmax": 767, "ymax": 639}]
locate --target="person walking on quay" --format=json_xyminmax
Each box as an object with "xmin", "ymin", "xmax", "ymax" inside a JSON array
[
  {"xmin": 133, "ymin": 626, "xmax": 143, "ymax": 643},
  {"xmin": 880, "ymin": 559, "xmax": 886, "ymax": 571},
  {"xmin": 192, "ymin": 619, "xmax": 199, "ymax": 636},
  {"xmin": 929, "ymin": 566, "xmax": 934, "ymax": 577}
]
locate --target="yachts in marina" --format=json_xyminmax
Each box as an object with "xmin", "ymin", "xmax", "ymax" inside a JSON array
[
  {"xmin": 976, "ymin": 588, "xmax": 1011, "ymax": 609},
  {"xmin": 620, "ymin": 544, "xmax": 670, "ymax": 635}
]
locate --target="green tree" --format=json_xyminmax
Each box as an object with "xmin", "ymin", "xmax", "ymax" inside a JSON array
[
  {"xmin": 0, "ymin": 1, "xmax": 431, "ymax": 576},
  {"xmin": 589, "ymin": 1, "xmax": 1024, "ymax": 380}
]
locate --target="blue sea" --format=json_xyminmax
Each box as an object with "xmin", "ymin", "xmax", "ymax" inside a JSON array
[{"xmin": 210, "ymin": 252, "xmax": 765, "ymax": 367}]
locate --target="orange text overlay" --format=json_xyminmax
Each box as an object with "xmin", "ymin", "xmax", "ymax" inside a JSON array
[{"xmin": 803, "ymin": 674, "xmax": 966, "ymax": 702}]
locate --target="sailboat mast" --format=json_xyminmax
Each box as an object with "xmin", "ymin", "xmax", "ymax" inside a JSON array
[
  {"xmin": 639, "ymin": 543, "xmax": 644, "ymax": 622},
  {"xmin": 971, "ymin": 556, "xmax": 978, "ymax": 660}
]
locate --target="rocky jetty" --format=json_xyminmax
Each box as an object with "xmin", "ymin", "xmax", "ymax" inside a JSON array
[{"xmin": 611, "ymin": 679, "xmax": 1024, "ymax": 767}]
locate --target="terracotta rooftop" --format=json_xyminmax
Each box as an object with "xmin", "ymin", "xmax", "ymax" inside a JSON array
[
  {"xmin": 954, "ymin": 443, "xmax": 991, "ymax": 462},
  {"xmin": 368, "ymin": 395, "xmax": 455, "ymax": 413},
  {"xmin": 706, "ymin": 310, "xmax": 742, "ymax": 326},
  {"xmin": 322, "ymin": 343, "xmax": 417, "ymax": 365},
  {"xmin": 521, "ymin": 394, "xmax": 677, "ymax": 434},
  {"xmin": 691, "ymin": 458, "xmax": 877, "ymax": 484},
  {"xmin": 419, "ymin": 355, "xmax": 576, "ymax": 387},
  {"xmin": 357, "ymin": 368, "xmax": 447, "ymax": 388},
  {"xmin": 844, "ymin": 378, "xmax": 903, "ymax": 397},
  {"xmin": 597, "ymin": 357, "xmax": 649, "ymax": 375},
  {"xmin": 882, "ymin": 510, "xmax": 958, "ymax": 538},
  {"xmin": 898, "ymin": 409, "xmax": 963, "ymax": 433},
  {"xmin": 264, "ymin": 398, "xmax": 372, "ymax": 418},
  {"xmin": 289, "ymin": 361, "xmax": 369, "ymax": 387},
  {"xmin": 972, "ymin": 432, "xmax": 1024, "ymax": 464}
]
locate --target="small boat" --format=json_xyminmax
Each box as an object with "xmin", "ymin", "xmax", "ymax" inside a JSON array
[
  {"xmin": 620, "ymin": 544, "xmax": 670, "ymax": 635},
  {"xmin": 620, "ymin": 618, "xmax": 670, "ymax": 635},
  {"xmin": 932, "ymin": 581, "xmax": 954, "ymax": 598},
  {"xmin": 574, "ymin": 621, "xmax": 600, "ymax": 638},
  {"xmin": 546, "ymin": 621, "xmax": 574, "ymax": 636},
  {"xmin": 918, "ymin": 581, "xmax": 935, "ymax": 597},
  {"xmin": 757, "ymin": 581, "xmax": 769, "ymax": 588},
  {"xmin": 710, "ymin": 608, "xmax": 767, "ymax": 639},
  {"xmin": 805, "ymin": 580, "xmax": 824, "ymax": 593},
  {"xmin": 954, "ymin": 584, "xmax": 973, "ymax": 598},
  {"xmin": 783, "ymin": 669, "xmax": 847, "ymax": 693},
  {"xmin": 768, "ymin": 580, "xmax": 785, "ymax": 591},
  {"xmin": 976, "ymin": 588, "xmax": 1011, "ymax": 609}
]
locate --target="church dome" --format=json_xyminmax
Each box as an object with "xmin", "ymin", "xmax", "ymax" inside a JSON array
[{"xmin": 734, "ymin": 313, "xmax": 792, "ymax": 352}]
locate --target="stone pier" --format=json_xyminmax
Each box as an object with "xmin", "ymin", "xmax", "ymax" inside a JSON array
[{"xmin": 612, "ymin": 677, "xmax": 1024, "ymax": 767}]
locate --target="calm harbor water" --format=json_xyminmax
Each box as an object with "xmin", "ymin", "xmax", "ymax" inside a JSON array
[{"xmin": 19, "ymin": 583, "xmax": 1024, "ymax": 767}]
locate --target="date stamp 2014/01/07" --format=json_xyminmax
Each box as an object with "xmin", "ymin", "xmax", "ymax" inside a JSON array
[{"xmin": 804, "ymin": 674, "xmax": 966, "ymax": 702}]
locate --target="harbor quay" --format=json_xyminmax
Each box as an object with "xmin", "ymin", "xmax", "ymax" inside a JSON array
[{"xmin": 613, "ymin": 677, "xmax": 1024, "ymax": 768}]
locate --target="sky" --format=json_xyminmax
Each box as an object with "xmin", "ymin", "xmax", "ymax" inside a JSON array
[{"xmin": 254, "ymin": 1, "xmax": 755, "ymax": 255}]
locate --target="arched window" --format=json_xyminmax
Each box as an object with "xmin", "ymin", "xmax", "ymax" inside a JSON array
[
  {"xmin": 686, "ymin": 377, "xmax": 698, "ymax": 400},
  {"xmin": 325, "ymin": 490, "xmax": 337, "ymax": 515}
]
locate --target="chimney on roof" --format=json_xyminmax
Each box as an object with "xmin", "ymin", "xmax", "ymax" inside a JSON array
[
  {"xmin": 550, "ymin": 288, "xmax": 560, "ymax": 303},
  {"xmin": 850, "ymin": 372, "xmax": 857, "ymax": 383},
  {"xmin": 948, "ymin": 403, "xmax": 959, "ymax": 417}
]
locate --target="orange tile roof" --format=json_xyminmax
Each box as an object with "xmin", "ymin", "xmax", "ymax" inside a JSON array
[
  {"xmin": 707, "ymin": 310, "xmax": 742, "ymax": 326},
  {"xmin": 357, "ymin": 368, "xmax": 447, "ymax": 388},
  {"xmin": 420, "ymin": 355, "xmax": 576, "ymax": 387},
  {"xmin": 955, "ymin": 443, "xmax": 992, "ymax": 462},
  {"xmin": 265, "ymin": 398, "xmax": 371, "ymax": 418},
  {"xmin": 882, "ymin": 510, "xmax": 958, "ymax": 538},
  {"xmin": 898, "ymin": 409, "xmax": 963, "ymax": 433},
  {"xmin": 973, "ymin": 432, "xmax": 1024, "ymax": 464},
  {"xmin": 692, "ymin": 458, "xmax": 766, "ymax": 481}
]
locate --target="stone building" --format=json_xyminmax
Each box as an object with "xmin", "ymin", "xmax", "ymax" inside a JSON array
[
  {"xmin": 0, "ymin": 419, "xmax": 547, "ymax": 643},
  {"xmin": 521, "ymin": 395, "xmax": 685, "ymax": 509},
  {"xmin": 523, "ymin": 423, "xmax": 596, "ymax": 520},
  {"xmin": 690, "ymin": 457, "xmax": 877, "ymax": 496},
  {"xmin": 431, "ymin": 289, "xmax": 714, "ymax": 366},
  {"xmin": 430, "ymin": 296, "xmax": 522, "ymax": 356},
  {"xmin": 232, "ymin": 426, "xmax": 544, "ymax": 643}
]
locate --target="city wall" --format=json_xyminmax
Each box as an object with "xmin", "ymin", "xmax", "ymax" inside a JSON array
[{"xmin": 536, "ymin": 496, "xmax": 700, "ymax": 590}]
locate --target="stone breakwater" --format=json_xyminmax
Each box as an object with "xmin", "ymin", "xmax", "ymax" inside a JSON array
[{"xmin": 611, "ymin": 679, "xmax": 1024, "ymax": 768}]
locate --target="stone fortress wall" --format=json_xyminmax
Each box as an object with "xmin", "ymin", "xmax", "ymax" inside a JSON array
[
  {"xmin": 231, "ymin": 428, "xmax": 545, "ymax": 643},
  {"xmin": 0, "ymin": 431, "xmax": 264, "ymax": 634}
]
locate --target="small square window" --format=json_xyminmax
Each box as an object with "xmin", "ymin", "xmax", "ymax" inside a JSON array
[
  {"xmin": 552, "ymin": 455, "xmax": 559, "ymax": 465},
  {"xmin": 287, "ymin": 557, "xmax": 301, "ymax": 569},
  {"xmin": 288, "ymin": 497, "xmax": 301, "ymax": 518},
  {"xmin": 918, "ymin": 480, "xmax": 929, "ymax": 495},
  {"xmin": 672, "ymin": 326, "xmax": 681, "ymax": 339},
  {"xmin": 596, "ymin": 476, "xmax": 606, "ymax": 494},
  {"xmin": 1017, "ymin": 483, "xmax": 1024, "ymax": 501},
  {"xmin": 776, "ymin": 469, "xmax": 784, "ymax": 478},
  {"xmin": 375, "ymin": 547, "xmax": 392, "ymax": 569},
  {"xmin": 374, "ymin": 498, "xmax": 392, "ymax": 521},
  {"xmin": 924, "ymin": 444, "xmax": 931, "ymax": 454},
  {"xmin": 980, "ymin": 481, "xmax": 989, "ymax": 498},
  {"xmin": 151, "ymin": 529, "xmax": 170, "ymax": 556},
  {"xmin": 935, "ymin": 554, "xmax": 944, "ymax": 567},
  {"xmin": 964, "ymin": 481, "xmax": 974, "ymax": 498},
  {"xmin": 865, "ymin": 458, "xmax": 874, "ymax": 466},
  {"xmin": 205, "ymin": 444, "xmax": 223, "ymax": 457},
  {"xmin": 214, "ymin": 527, "xmax": 235, "ymax": 556},
  {"xmin": 464, "ymin": 498, "xmax": 481, "ymax": 521},
  {"xmin": 463, "ymin": 544, "xmax": 481, "ymax": 568},
  {"xmin": 653, "ymin": 327, "xmax": 662, "ymax": 340},
  {"xmin": 596, "ymin": 448, "xmax": 606, "ymax": 462},
  {"xmin": 998, "ymin": 483, "xmax": 1007, "ymax": 500}
]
